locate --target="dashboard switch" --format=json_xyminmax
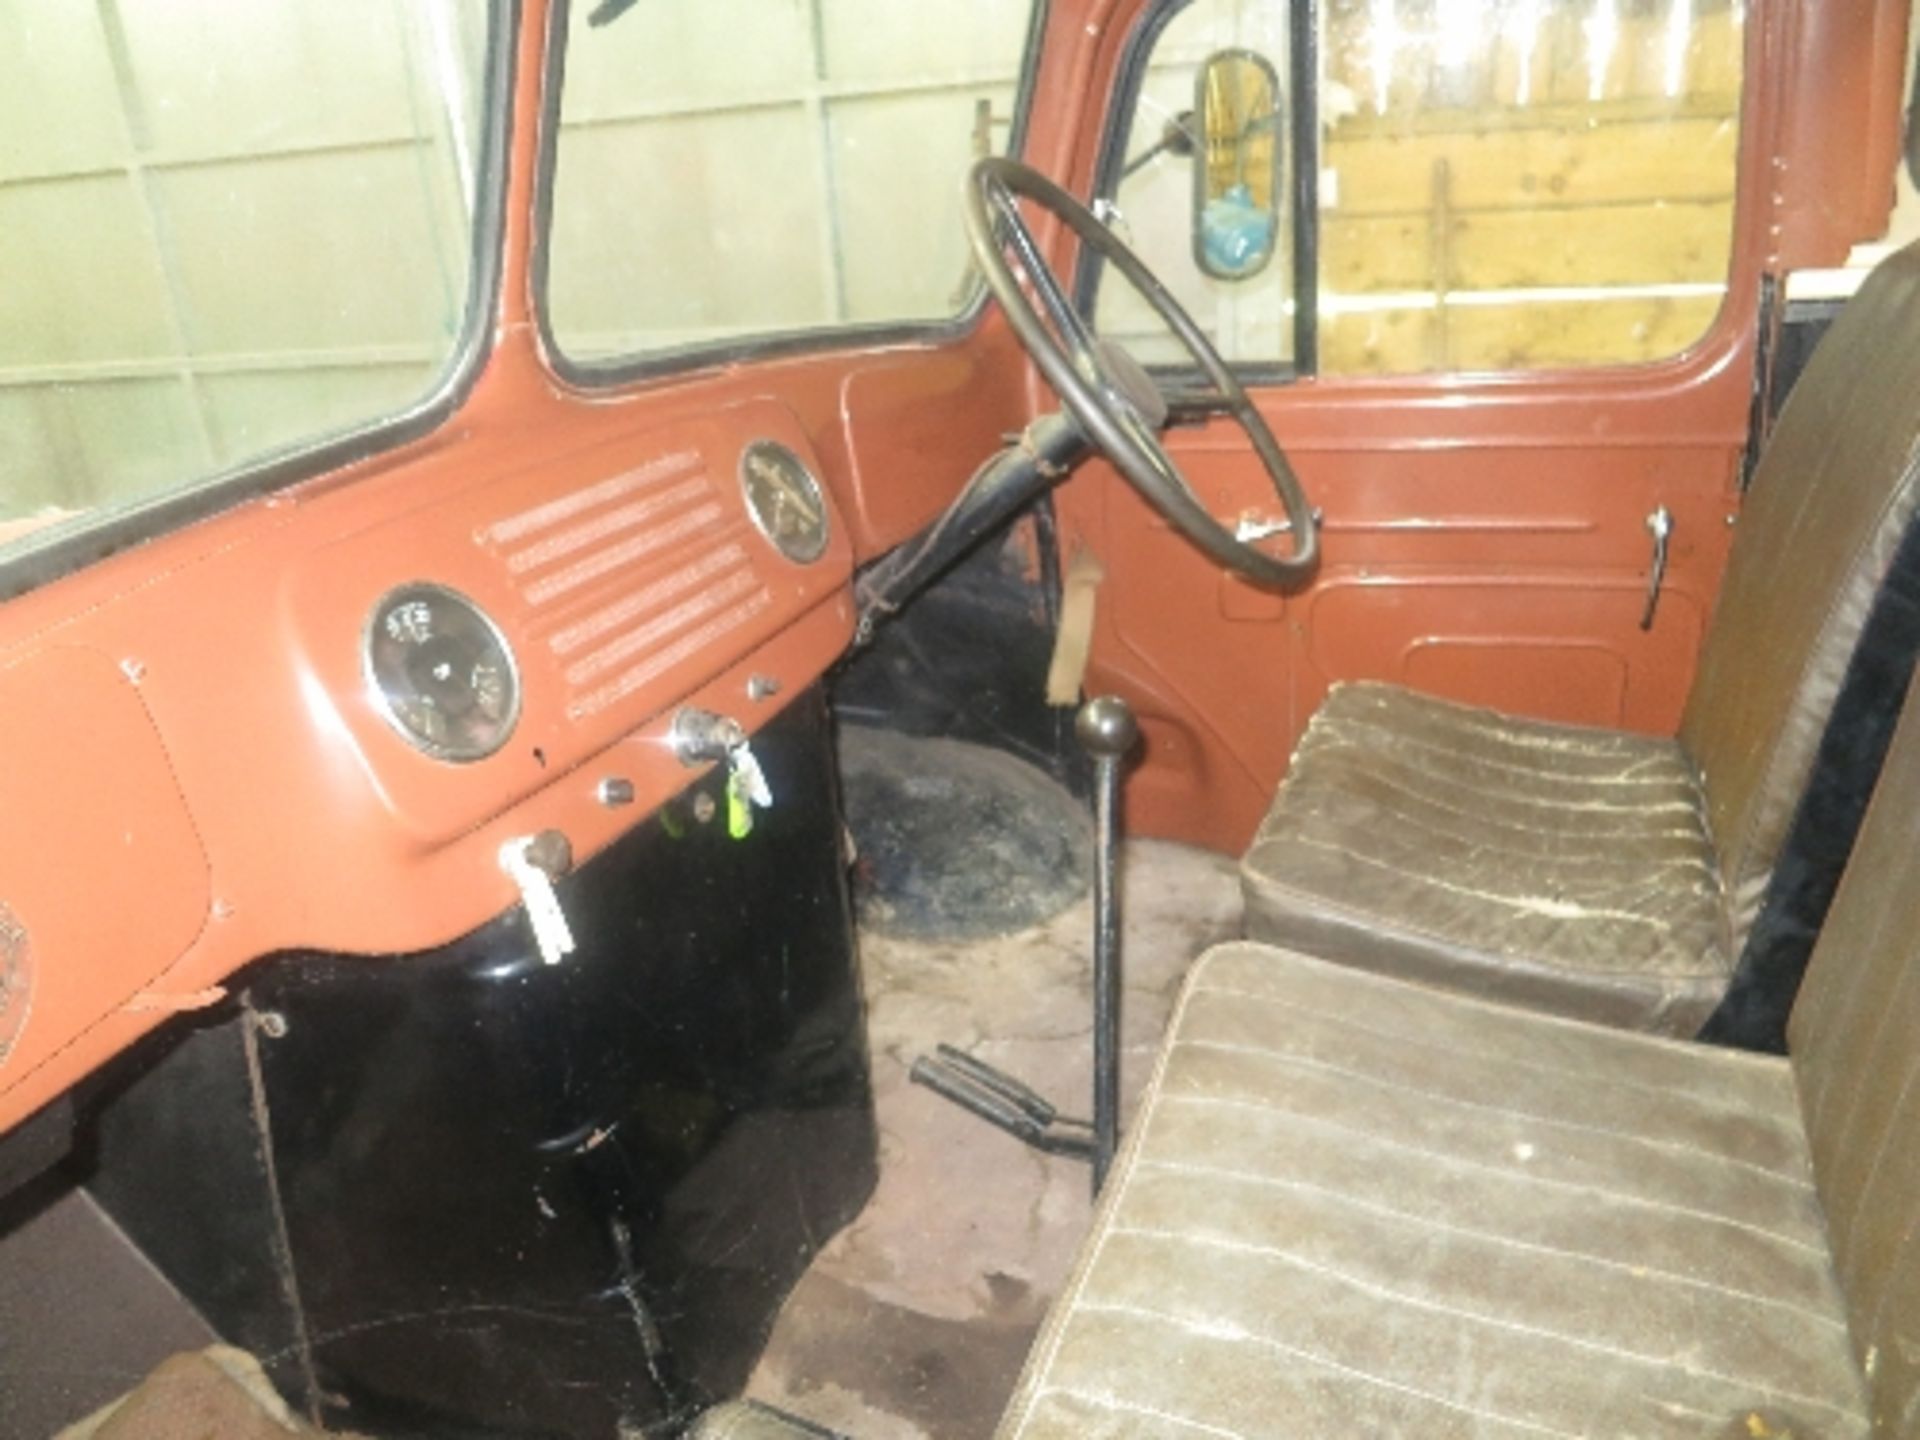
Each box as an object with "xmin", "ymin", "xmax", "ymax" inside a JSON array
[
  {"xmin": 670, "ymin": 707, "xmax": 746, "ymax": 765},
  {"xmin": 670, "ymin": 708, "xmax": 773, "ymax": 837},
  {"xmin": 500, "ymin": 831, "xmax": 576, "ymax": 966}
]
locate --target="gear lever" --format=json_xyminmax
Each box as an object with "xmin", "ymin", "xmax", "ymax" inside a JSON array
[
  {"xmin": 1076, "ymin": 695, "xmax": 1138, "ymax": 1190},
  {"xmin": 909, "ymin": 694, "xmax": 1139, "ymax": 1196}
]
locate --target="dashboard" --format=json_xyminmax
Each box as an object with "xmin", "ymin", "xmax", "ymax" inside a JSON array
[
  {"xmin": 0, "ymin": 300, "xmax": 1029, "ymax": 1139},
  {"xmin": 0, "ymin": 383, "xmax": 912, "ymax": 1138},
  {"xmin": 283, "ymin": 399, "xmax": 851, "ymax": 857}
]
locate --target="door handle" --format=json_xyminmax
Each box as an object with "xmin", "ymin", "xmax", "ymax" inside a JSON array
[
  {"xmin": 1234, "ymin": 508, "xmax": 1322, "ymax": 543},
  {"xmin": 1641, "ymin": 505, "xmax": 1672, "ymax": 631}
]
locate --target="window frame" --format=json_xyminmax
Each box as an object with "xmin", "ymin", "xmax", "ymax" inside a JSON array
[
  {"xmin": 530, "ymin": 0, "xmax": 1054, "ymax": 388},
  {"xmin": 1081, "ymin": 0, "xmax": 1754, "ymax": 391},
  {"xmin": 1076, "ymin": 0, "xmax": 1318, "ymax": 390},
  {"xmin": 0, "ymin": 0, "xmax": 520, "ymax": 606}
]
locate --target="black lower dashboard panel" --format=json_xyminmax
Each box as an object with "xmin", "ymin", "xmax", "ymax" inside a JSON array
[{"xmin": 85, "ymin": 686, "xmax": 877, "ymax": 1437}]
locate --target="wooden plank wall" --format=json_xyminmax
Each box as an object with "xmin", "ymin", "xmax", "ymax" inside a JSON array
[{"xmin": 1319, "ymin": 2, "xmax": 1742, "ymax": 373}]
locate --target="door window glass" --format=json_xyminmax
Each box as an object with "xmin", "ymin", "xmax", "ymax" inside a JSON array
[
  {"xmin": 1322, "ymin": 0, "xmax": 1744, "ymax": 374},
  {"xmin": 1095, "ymin": 0, "xmax": 1296, "ymax": 366},
  {"xmin": 1094, "ymin": 0, "xmax": 1745, "ymax": 376}
]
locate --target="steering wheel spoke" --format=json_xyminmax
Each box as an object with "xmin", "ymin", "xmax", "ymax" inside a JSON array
[
  {"xmin": 1112, "ymin": 396, "xmax": 1182, "ymax": 492},
  {"xmin": 985, "ymin": 175, "xmax": 1104, "ymax": 380},
  {"xmin": 963, "ymin": 157, "xmax": 1318, "ymax": 588}
]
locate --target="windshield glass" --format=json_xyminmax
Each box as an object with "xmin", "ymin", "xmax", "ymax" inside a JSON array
[
  {"xmin": 543, "ymin": 0, "xmax": 1046, "ymax": 372},
  {"xmin": 0, "ymin": 0, "xmax": 497, "ymax": 580}
]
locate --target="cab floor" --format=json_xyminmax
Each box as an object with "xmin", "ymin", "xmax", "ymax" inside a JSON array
[
  {"xmin": 0, "ymin": 734, "xmax": 1242, "ymax": 1440},
  {"xmin": 742, "ymin": 834, "xmax": 1243, "ymax": 1438}
]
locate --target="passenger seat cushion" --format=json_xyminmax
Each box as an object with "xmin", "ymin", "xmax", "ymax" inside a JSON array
[
  {"xmin": 1241, "ymin": 682, "xmax": 1731, "ymax": 1034},
  {"xmin": 998, "ymin": 943, "xmax": 1868, "ymax": 1439}
]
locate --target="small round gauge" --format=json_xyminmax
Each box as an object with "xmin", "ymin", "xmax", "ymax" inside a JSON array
[
  {"xmin": 740, "ymin": 440, "xmax": 830, "ymax": 564},
  {"xmin": 364, "ymin": 583, "xmax": 521, "ymax": 762}
]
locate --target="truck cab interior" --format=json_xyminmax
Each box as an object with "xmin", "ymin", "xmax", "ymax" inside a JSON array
[{"xmin": 4, "ymin": 1, "xmax": 1920, "ymax": 1437}]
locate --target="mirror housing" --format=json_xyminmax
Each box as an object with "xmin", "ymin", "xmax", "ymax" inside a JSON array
[{"xmin": 1193, "ymin": 48, "xmax": 1283, "ymax": 281}]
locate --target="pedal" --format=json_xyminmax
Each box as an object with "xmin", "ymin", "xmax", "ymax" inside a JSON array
[
  {"xmin": 688, "ymin": 1398, "xmax": 848, "ymax": 1438},
  {"xmin": 931, "ymin": 1043, "xmax": 1061, "ymax": 1126},
  {"xmin": 909, "ymin": 1050, "xmax": 1093, "ymax": 1160},
  {"xmin": 910, "ymin": 696, "xmax": 1139, "ymax": 1191}
]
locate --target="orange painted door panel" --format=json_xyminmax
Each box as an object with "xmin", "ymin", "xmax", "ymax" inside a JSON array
[
  {"xmin": 1024, "ymin": 0, "xmax": 1910, "ymax": 855},
  {"xmin": 1058, "ymin": 376, "xmax": 1743, "ymax": 853}
]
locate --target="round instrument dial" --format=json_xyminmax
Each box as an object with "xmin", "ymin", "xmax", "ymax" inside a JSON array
[
  {"xmin": 364, "ymin": 584, "xmax": 520, "ymax": 762},
  {"xmin": 740, "ymin": 441, "xmax": 830, "ymax": 564}
]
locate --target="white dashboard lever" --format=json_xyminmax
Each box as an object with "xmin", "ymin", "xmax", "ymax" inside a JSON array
[
  {"xmin": 500, "ymin": 833, "xmax": 576, "ymax": 966},
  {"xmin": 730, "ymin": 739, "xmax": 773, "ymax": 810}
]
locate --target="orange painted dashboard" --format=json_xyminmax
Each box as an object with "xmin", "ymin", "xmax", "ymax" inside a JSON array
[
  {"xmin": 0, "ymin": 0, "xmax": 1034, "ymax": 1141},
  {"xmin": 0, "ymin": 325, "xmax": 1027, "ymax": 1139}
]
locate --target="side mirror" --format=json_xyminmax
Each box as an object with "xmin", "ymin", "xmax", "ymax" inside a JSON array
[{"xmin": 1192, "ymin": 48, "xmax": 1283, "ymax": 281}]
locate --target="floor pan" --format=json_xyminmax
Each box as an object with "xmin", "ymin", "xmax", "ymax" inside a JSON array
[{"xmin": 742, "ymin": 824, "xmax": 1242, "ymax": 1439}]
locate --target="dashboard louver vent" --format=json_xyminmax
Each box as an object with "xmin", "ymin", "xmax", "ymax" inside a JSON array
[{"xmin": 478, "ymin": 449, "xmax": 771, "ymax": 720}]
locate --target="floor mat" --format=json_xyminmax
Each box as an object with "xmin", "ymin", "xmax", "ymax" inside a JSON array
[
  {"xmin": 56, "ymin": 1347, "xmax": 357, "ymax": 1440},
  {"xmin": 0, "ymin": 1180, "xmax": 216, "ymax": 1439},
  {"xmin": 839, "ymin": 726, "xmax": 1090, "ymax": 942}
]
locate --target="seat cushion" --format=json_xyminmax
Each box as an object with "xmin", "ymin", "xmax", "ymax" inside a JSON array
[
  {"xmin": 1241, "ymin": 681, "xmax": 1732, "ymax": 1034},
  {"xmin": 998, "ymin": 942, "xmax": 1868, "ymax": 1440}
]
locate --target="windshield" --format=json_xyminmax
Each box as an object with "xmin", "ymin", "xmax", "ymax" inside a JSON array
[
  {"xmin": 0, "ymin": 0, "xmax": 499, "ymax": 583},
  {"xmin": 542, "ymin": 0, "xmax": 1046, "ymax": 373}
]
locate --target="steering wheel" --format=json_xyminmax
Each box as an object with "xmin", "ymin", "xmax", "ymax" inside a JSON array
[{"xmin": 963, "ymin": 156, "xmax": 1318, "ymax": 587}]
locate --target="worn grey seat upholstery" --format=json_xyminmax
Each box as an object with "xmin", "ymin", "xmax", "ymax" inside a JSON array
[
  {"xmin": 1242, "ymin": 243, "xmax": 1920, "ymax": 1033},
  {"xmin": 1001, "ymin": 667, "xmax": 1920, "ymax": 1438},
  {"xmin": 1244, "ymin": 683, "xmax": 1724, "ymax": 1030}
]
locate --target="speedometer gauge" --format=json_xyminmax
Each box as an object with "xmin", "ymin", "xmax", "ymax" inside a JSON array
[
  {"xmin": 740, "ymin": 440, "xmax": 830, "ymax": 564},
  {"xmin": 364, "ymin": 584, "xmax": 520, "ymax": 762}
]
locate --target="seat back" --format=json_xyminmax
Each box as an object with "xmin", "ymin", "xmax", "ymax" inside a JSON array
[
  {"xmin": 1790, "ymin": 664, "xmax": 1920, "ymax": 1434},
  {"xmin": 1681, "ymin": 243, "xmax": 1920, "ymax": 953}
]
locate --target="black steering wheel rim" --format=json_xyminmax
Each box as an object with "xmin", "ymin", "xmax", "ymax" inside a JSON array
[{"xmin": 962, "ymin": 155, "xmax": 1318, "ymax": 587}]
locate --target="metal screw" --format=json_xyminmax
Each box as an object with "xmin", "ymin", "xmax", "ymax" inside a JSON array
[
  {"xmin": 524, "ymin": 829, "xmax": 573, "ymax": 878},
  {"xmin": 691, "ymin": 792, "xmax": 717, "ymax": 825},
  {"xmin": 597, "ymin": 777, "xmax": 636, "ymax": 807},
  {"xmin": 256, "ymin": 1011, "xmax": 289, "ymax": 1039},
  {"xmin": 747, "ymin": 674, "xmax": 782, "ymax": 702}
]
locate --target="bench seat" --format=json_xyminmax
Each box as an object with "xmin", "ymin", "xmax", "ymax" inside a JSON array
[
  {"xmin": 1243, "ymin": 682, "xmax": 1730, "ymax": 1034},
  {"xmin": 1240, "ymin": 242, "xmax": 1920, "ymax": 1036},
  {"xmin": 998, "ymin": 942, "xmax": 1868, "ymax": 1439}
]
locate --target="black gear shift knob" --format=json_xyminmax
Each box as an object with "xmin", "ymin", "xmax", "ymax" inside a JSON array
[{"xmin": 1075, "ymin": 694, "xmax": 1139, "ymax": 760}]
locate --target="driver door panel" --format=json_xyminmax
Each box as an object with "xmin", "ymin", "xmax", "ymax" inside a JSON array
[{"xmin": 1038, "ymin": 0, "xmax": 1907, "ymax": 855}]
